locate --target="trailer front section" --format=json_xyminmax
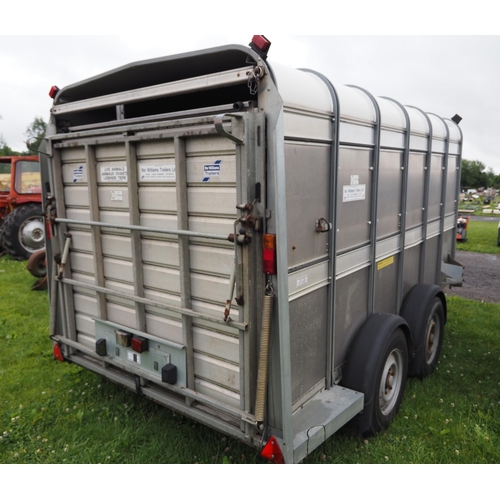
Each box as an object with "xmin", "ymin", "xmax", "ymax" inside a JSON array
[{"xmin": 42, "ymin": 37, "xmax": 463, "ymax": 463}]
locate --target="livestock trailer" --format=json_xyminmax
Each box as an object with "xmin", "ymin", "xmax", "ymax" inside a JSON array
[{"xmin": 41, "ymin": 36, "xmax": 463, "ymax": 463}]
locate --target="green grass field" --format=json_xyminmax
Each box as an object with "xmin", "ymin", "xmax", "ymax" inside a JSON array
[
  {"xmin": 459, "ymin": 196, "xmax": 500, "ymax": 217},
  {"xmin": 1, "ymin": 253, "xmax": 499, "ymax": 464},
  {"xmin": 457, "ymin": 219, "xmax": 500, "ymax": 254}
]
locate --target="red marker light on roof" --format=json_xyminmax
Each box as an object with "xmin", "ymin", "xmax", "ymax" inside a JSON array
[
  {"xmin": 249, "ymin": 36, "xmax": 271, "ymax": 59},
  {"xmin": 49, "ymin": 86, "xmax": 59, "ymax": 99},
  {"xmin": 260, "ymin": 436, "xmax": 285, "ymax": 464},
  {"xmin": 263, "ymin": 234, "xmax": 277, "ymax": 275}
]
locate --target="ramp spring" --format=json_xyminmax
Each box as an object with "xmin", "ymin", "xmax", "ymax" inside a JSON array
[{"xmin": 255, "ymin": 282, "xmax": 274, "ymax": 426}]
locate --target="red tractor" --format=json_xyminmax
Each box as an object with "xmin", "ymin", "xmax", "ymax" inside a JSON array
[{"xmin": 0, "ymin": 156, "xmax": 45, "ymax": 260}]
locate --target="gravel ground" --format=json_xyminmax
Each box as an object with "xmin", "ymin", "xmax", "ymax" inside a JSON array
[{"xmin": 445, "ymin": 250, "xmax": 500, "ymax": 303}]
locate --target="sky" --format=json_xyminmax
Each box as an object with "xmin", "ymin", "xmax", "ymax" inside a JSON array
[{"xmin": 1, "ymin": 32, "xmax": 499, "ymax": 175}]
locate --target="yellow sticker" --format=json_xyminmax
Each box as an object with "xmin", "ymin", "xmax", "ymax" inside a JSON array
[{"xmin": 377, "ymin": 256, "xmax": 394, "ymax": 271}]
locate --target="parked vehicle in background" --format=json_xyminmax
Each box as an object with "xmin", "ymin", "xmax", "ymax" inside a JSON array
[
  {"xmin": 42, "ymin": 36, "xmax": 464, "ymax": 463},
  {"xmin": 0, "ymin": 156, "xmax": 45, "ymax": 260}
]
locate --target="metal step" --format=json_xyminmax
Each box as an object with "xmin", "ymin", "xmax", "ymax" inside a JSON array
[{"xmin": 292, "ymin": 385, "xmax": 364, "ymax": 463}]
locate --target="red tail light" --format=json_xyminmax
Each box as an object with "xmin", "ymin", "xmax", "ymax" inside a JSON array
[
  {"xmin": 263, "ymin": 234, "xmax": 277, "ymax": 275},
  {"xmin": 260, "ymin": 436, "xmax": 285, "ymax": 464},
  {"xmin": 131, "ymin": 336, "xmax": 149, "ymax": 353},
  {"xmin": 53, "ymin": 343, "xmax": 64, "ymax": 362}
]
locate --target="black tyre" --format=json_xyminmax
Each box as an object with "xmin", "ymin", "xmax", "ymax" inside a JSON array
[
  {"xmin": 26, "ymin": 249, "xmax": 47, "ymax": 278},
  {"xmin": 342, "ymin": 314, "xmax": 409, "ymax": 437},
  {"xmin": 400, "ymin": 284, "xmax": 446, "ymax": 379},
  {"xmin": 1, "ymin": 203, "xmax": 45, "ymax": 260}
]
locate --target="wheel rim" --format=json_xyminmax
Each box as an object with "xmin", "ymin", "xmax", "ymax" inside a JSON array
[
  {"xmin": 18, "ymin": 216, "xmax": 45, "ymax": 252},
  {"xmin": 425, "ymin": 312, "xmax": 441, "ymax": 365},
  {"xmin": 379, "ymin": 348, "xmax": 404, "ymax": 416}
]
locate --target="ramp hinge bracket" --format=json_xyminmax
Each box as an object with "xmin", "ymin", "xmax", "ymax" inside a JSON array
[{"xmin": 214, "ymin": 113, "xmax": 244, "ymax": 145}]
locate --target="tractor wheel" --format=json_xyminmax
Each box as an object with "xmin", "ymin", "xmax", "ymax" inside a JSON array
[
  {"xmin": 26, "ymin": 249, "xmax": 47, "ymax": 278},
  {"xmin": 1, "ymin": 203, "xmax": 45, "ymax": 260}
]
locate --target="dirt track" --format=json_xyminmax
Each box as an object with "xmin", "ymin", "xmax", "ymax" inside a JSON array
[{"xmin": 445, "ymin": 250, "xmax": 500, "ymax": 303}]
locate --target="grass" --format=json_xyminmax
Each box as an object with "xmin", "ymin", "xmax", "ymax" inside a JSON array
[
  {"xmin": 459, "ymin": 196, "xmax": 500, "ymax": 216},
  {"xmin": 1, "ymin": 255, "xmax": 500, "ymax": 464},
  {"xmin": 457, "ymin": 220, "xmax": 500, "ymax": 254}
]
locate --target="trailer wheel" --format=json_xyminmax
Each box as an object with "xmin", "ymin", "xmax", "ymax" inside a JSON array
[
  {"xmin": 1, "ymin": 203, "xmax": 45, "ymax": 260},
  {"xmin": 342, "ymin": 314, "xmax": 409, "ymax": 437},
  {"xmin": 400, "ymin": 284, "xmax": 446, "ymax": 379}
]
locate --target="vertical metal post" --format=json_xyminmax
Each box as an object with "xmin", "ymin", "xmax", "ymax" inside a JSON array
[
  {"xmin": 51, "ymin": 147, "xmax": 77, "ymax": 345},
  {"xmin": 260, "ymin": 78, "xmax": 293, "ymax": 461},
  {"xmin": 451, "ymin": 122, "xmax": 464, "ymax": 260},
  {"xmin": 348, "ymin": 86, "xmax": 381, "ymax": 314},
  {"xmin": 429, "ymin": 114, "xmax": 450, "ymax": 284},
  {"xmin": 407, "ymin": 107, "xmax": 433, "ymax": 284},
  {"xmin": 273, "ymin": 109, "xmax": 294, "ymax": 464},
  {"xmin": 233, "ymin": 114, "xmax": 251, "ymax": 420},
  {"xmin": 174, "ymin": 136, "xmax": 195, "ymax": 401},
  {"xmin": 382, "ymin": 97, "xmax": 410, "ymax": 310},
  {"xmin": 85, "ymin": 144, "xmax": 107, "ymax": 320},
  {"xmin": 125, "ymin": 141, "xmax": 147, "ymax": 332}
]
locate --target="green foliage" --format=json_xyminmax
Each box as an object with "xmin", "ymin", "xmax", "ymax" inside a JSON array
[
  {"xmin": 0, "ymin": 137, "xmax": 21, "ymax": 156},
  {"xmin": 25, "ymin": 117, "xmax": 47, "ymax": 154},
  {"xmin": 461, "ymin": 159, "xmax": 489, "ymax": 190},
  {"xmin": 461, "ymin": 159, "xmax": 500, "ymax": 190},
  {"xmin": 1, "ymin": 255, "xmax": 499, "ymax": 464}
]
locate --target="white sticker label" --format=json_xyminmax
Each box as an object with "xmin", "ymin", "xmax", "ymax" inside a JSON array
[
  {"xmin": 202, "ymin": 160, "xmax": 222, "ymax": 182},
  {"xmin": 296, "ymin": 275, "xmax": 308, "ymax": 288},
  {"xmin": 100, "ymin": 165, "xmax": 128, "ymax": 183},
  {"xmin": 343, "ymin": 184, "xmax": 366, "ymax": 202},
  {"xmin": 350, "ymin": 175, "xmax": 359, "ymax": 185},
  {"xmin": 73, "ymin": 165, "xmax": 84, "ymax": 183},
  {"xmin": 127, "ymin": 351, "xmax": 141, "ymax": 364},
  {"xmin": 140, "ymin": 164, "xmax": 176, "ymax": 182},
  {"xmin": 110, "ymin": 190, "xmax": 123, "ymax": 201}
]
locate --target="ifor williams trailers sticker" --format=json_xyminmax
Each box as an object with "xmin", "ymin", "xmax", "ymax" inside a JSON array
[{"xmin": 202, "ymin": 159, "xmax": 222, "ymax": 182}]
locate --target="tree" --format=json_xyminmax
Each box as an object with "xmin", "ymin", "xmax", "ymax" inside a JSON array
[
  {"xmin": 0, "ymin": 115, "xmax": 14, "ymax": 155},
  {"xmin": 0, "ymin": 136, "xmax": 21, "ymax": 156},
  {"xmin": 25, "ymin": 117, "xmax": 47, "ymax": 153},
  {"xmin": 460, "ymin": 159, "xmax": 489, "ymax": 190}
]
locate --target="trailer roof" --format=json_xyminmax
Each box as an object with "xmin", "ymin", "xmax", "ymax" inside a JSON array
[{"xmin": 55, "ymin": 45, "xmax": 261, "ymax": 104}]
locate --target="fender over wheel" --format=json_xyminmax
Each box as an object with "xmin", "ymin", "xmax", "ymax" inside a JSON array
[
  {"xmin": 400, "ymin": 284, "xmax": 446, "ymax": 379},
  {"xmin": 342, "ymin": 313, "xmax": 410, "ymax": 437}
]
